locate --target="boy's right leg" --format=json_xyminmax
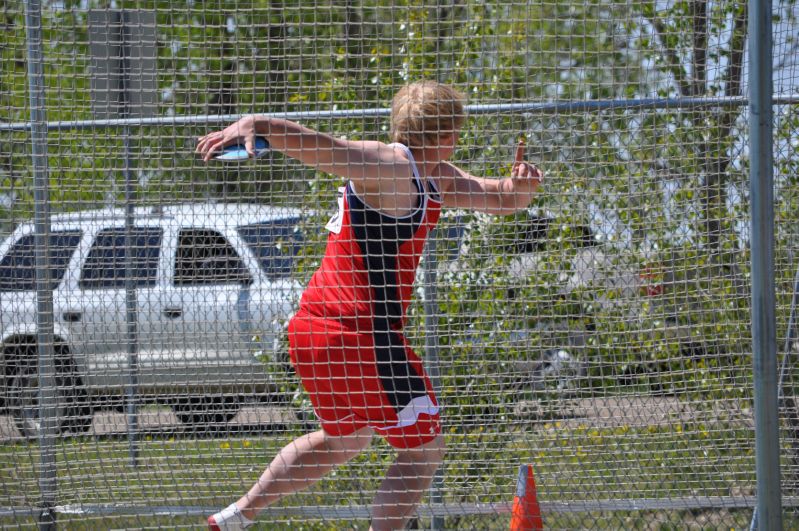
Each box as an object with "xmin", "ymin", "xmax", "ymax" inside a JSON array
[
  {"xmin": 231, "ymin": 426, "xmax": 374, "ymax": 521},
  {"xmin": 369, "ymin": 434, "xmax": 446, "ymax": 531}
]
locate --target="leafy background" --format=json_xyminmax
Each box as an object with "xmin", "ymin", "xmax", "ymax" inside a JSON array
[{"xmin": 1, "ymin": 0, "xmax": 799, "ymax": 528}]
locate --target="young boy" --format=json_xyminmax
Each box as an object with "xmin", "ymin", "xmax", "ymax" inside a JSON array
[{"xmin": 196, "ymin": 81, "xmax": 543, "ymax": 530}]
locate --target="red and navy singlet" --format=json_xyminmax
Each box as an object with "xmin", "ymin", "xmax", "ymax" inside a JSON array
[{"xmin": 288, "ymin": 143, "xmax": 443, "ymax": 448}]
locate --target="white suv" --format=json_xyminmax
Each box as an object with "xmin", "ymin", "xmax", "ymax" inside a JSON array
[{"xmin": 0, "ymin": 203, "xmax": 306, "ymax": 437}]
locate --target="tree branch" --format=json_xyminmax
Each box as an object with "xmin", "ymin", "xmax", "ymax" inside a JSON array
[
  {"xmin": 691, "ymin": 0, "xmax": 708, "ymax": 96},
  {"xmin": 723, "ymin": 3, "xmax": 747, "ymax": 98},
  {"xmin": 647, "ymin": 15, "xmax": 692, "ymax": 96}
]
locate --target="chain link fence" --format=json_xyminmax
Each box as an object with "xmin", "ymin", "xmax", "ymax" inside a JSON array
[{"xmin": 2, "ymin": 0, "xmax": 799, "ymax": 528}]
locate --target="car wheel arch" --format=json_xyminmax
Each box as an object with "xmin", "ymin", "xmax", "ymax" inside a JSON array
[
  {"xmin": 2, "ymin": 335, "xmax": 39, "ymax": 375},
  {"xmin": 2, "ymin": 334, "xmax": 93, "ymax": 436},
  {"xmin": 2, "ymin": 333, "xmax": 81, "ymax": 390}
]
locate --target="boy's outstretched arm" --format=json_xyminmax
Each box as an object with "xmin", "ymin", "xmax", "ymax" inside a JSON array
[
  {"xmin": 436, "ymin": 140, "xmax": 544, "ymax": 215},
  {"xmin": 196, "ymin": 115, "xmax": 411, "ymax": 184}
]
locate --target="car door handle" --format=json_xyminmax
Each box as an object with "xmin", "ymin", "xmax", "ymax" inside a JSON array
[
  {"xmin": 62, "ymin": 311, "xmax": 82, "ymax": 323},
  {"xmin": 163, "ymin": 308, "xmax": 183, "ymax": 319}
]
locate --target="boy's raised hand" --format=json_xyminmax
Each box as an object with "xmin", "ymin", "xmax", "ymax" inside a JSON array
[{"xmin": 510, "ymin": 139, "xmax": 543, "ymax": 187}]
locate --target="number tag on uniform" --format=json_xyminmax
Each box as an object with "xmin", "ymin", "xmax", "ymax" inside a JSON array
[{"xmin": 324, "ymin": 187, "xmax": 345, "ymax": 234}]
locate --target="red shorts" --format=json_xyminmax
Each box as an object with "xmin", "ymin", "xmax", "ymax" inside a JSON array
[{"xmin": 288, "ymin": 309, "xmax": 441, "ymax": 449}]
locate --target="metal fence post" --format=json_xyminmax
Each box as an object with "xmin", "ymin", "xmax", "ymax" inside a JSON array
[
  {"xmin": 120, "ymin": 14, "xmax": 141, "ymax": 470},
  {"xmin": 423, "ymin": 229, "xmax": 445, "ymax": 530},
  {"xmin": 23, "ymin": 1, "xmax": 57, "ymax": 529},
  {"xmin": 749, "ymin": 0, "xmax": 781, "ymax": 528}
]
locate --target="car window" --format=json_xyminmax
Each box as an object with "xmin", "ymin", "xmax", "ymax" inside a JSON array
[
  {"xmin": 0, "ymin": 231, "xmax": 82, "ymax": 292},
  {"xmin": 79, "ymin": 228, "xmax": 162, "ymax": 289},
  {"xmin": 237, "ymin": 218, "xmax": 303, "ymax": 281},
  {"xmin": 174, "ymin": 229, "xmax": 252, "ymax": 286}
]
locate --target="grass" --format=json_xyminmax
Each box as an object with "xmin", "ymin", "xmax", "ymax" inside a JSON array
[{"xmin": 0, "ymin": 416, "xmax": 772, "ymax": 529}]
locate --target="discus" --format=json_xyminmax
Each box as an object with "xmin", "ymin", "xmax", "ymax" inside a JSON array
[{"xmin": 214, "ymin": 136, "xmax": 270, "ymax": 161}]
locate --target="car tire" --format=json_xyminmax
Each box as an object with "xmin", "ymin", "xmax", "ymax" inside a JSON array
[
  {"xmin": 172, "ymin": 396, "xmax": 239, "ymax": 430},
  {"xmin": 6, "ymin": 354, "xmax": 93, "ymax": 439}
]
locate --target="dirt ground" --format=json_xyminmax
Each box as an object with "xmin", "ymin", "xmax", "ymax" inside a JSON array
[
  {"xmin": 0, "ymin": 395, "xmax": 755, "ymax": 441},
  {"xmin": 0, "ymin": 405, "xmax": 296, "ymax": 440},
  {"xmin": 550, "ymin": 395, "xmax": 754, "ymax": 429}
]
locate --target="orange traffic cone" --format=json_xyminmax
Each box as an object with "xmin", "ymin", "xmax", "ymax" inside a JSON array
[{"xmin": 510, "ymin": 464, "xmax": 543, "ymax": 530}]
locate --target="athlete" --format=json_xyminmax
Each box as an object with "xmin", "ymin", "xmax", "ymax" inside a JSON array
[{"xmin": 196, "ymin": 81, "xmax": 543, "ymax": 530}]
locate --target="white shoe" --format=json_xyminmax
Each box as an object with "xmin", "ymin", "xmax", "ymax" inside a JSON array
[{"xmin": 207, "ymin": 503, "xmax": 254, "ymax": 530}]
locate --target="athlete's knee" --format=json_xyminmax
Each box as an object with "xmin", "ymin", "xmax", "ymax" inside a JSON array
[
  {"xmin": 325, "ymin": 427, "xmax": 374, "ymax": 455},
  {"xmin": 423, "ymin": 434, "xmax": 446, "ymax": 460},
  {"xmin": 399, "ymin": 435, "xmax": 446, "ymax": 468}
]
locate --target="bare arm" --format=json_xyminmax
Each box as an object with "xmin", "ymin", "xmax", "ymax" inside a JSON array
[
  {"xmin": 435, "ymin": 141, "xmax": 543, "ymax": 215},
  {"xmin": 196, "ymin": 115, "xmax": 412, "ymax": 188}
]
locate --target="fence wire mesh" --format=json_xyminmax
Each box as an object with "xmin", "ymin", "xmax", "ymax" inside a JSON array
[{"xmin": 1, "ymin": 0, "xmax": 799, "ymax": 529}]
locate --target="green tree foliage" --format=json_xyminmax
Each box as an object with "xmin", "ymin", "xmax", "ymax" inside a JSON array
[{"xmin": 2, "ymin": 0, "xmax": 798, "ymax": 404}]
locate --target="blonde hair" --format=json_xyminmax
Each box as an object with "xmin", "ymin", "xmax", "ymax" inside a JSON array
[{"xmin": 389, "ymin": 81, "xmax": 466, "ymax": 148}]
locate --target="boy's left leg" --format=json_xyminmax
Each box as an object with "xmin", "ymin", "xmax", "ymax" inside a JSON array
[
  {"xmin": 209, "ymin": 426, "xmax": 374, "ymax": 528},
  {"xmin": 238, "ymin": 426, "xmax": 374, "ymax": 518}
]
